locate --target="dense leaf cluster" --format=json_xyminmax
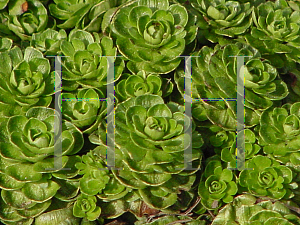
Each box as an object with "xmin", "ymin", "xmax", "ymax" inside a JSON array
[{"xmin": 0, "ymin": 0, "xmax": 300, "ymax": 224}]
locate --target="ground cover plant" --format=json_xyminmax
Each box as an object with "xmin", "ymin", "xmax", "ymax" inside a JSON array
[{"xmin": 0, "ymin": 0, "xmax": 300, "ymax": 224}]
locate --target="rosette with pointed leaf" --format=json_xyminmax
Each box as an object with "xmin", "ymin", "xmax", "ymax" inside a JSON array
[
  {"xmin": 60, "ymin": 29, "xmax": 124, "ymax": 91},
  {"xmin": 198, "ymin": 157, "xmax": 238, "ymax": 210},
  {"xmin": 196, "ymin": 123, "xmax": 236, "ymax": 155},
  {"xmin": 49, "ymin": 0, "xmax": 126, "ymax": 31},
  {"xmin": 73, "ymin": 194, "xmax": 101, "ymax": 221},
  {"xmin": 175, "ymin": 42, "xmax": 288, "ymax": 130},
  {"xmin": 0, "ymin": 0, "xmax": 50, "ymax": 41},
  {"xmin": 244, "ymin": 0, "xmax": 300, "ymax": 69},
  {"xmin": 110, "ymin": 0, "xmax": 198, "ymax": 74},
  {"xmin": 0, "ymin": 107, "xmax": 83, "ymax": 224},
  {"xmin": 75, "ymin": 146, "xmax": 142, "ymax": 219},
  {"xmin": 258, "ymin": 102, "xmax": 300, "ymax": 165},
  {"xmin": 239, "ymin": 155, "xmax": 297, "ymax": 200},
  {"xmin": 212, "ymin": 194, "xmax": 300, "ymax": 225},
  {"xmin": 30, "ymin": 29, "xmax": 67, "ymax": 55},
  {"xmin": 0, "ymin": 45, "xmax": 54, "ymax": 117},
  {"xmin": 75, "ymin": 146, "xmax": 110, "ymax": 197},
  {"xmin": 115, "ymin": 70, "xmax": 173, "ymax": 101},
  {"xmin": 62, "ymin": 88, "xmax": 107, "ymax": 134},
  {"xmin": 221, "ymin": 129, "xmax": 261, "ymax": 167},
  {"xmin": 191, "ymin": 0, "xmax": 253, "ymax": 43},
  {"xmin": 89, "ymin": 94, "xmax": 203, "ymax": 212}
]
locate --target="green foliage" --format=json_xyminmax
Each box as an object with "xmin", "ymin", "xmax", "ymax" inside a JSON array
[
  {"xmin": 192, "ymin": 0, "xmax": 253, "ymax": 43},
  {"xmin": 0, "ymin": 46, "xmax": 54, "ymax": 116},
  {"xmin": 62, "ymin": 88, "xmax": 107, "ymax": 133},
  {"xmin": 0, "ymin": 107, "xmax": 83, "ymax": 224},
  {"xmin": 110, "ymin": 0, "xmax": 198, "ymax": 74},
  {"xmin": 115, "ymin": 71, "xmax": 173, "ymax": 101},
  {"xmin": 75, "ymin": 147, "xmax": 110, "ymax": 196},
  {"xmin": 0, "ymin": 0, "xmax": 300, "ymax": 224},
  {"xmin": 198, "ymin": 158, "xmax": 238, "ymax": 209},
  {"xmin": 73, "ymin": 194, "xmax": 101, "ymax": 221},
  {"xmin": 30, "ymin": 28, "xmax": 67, "ymax": 55},
  {"xmin": 49, "ymin": 0, "xmax": 125, "ymax": 31},
  {"xmin": 259, "ymin": 102, "xmax": 300, "ymax": 164},
  {"xmin": 90, "ymin": 95, "xmax": 203, "ymax": 211},
  {"xmin": 59, "ymin": 29, "xmax": 124, "ymax": 91},
  {"xmin": 244, "ymin": 0, "xmax": 300, "ymax": 69},
  {"xmin": 212, "ymin": 194, "xmax": 300, "ymax": 225},
  {"xmin": 239, "ymin": 155, "xmax": 297, "ymax": 200},
  {"xmin": 0, "ymin": 0, "xmax": 50, "ymax": 41},
  {"xmin": 176, "ymin": 42, "xmax": 288, "ymax": 130},
  {"xmin": 135, "ymin": 214, "xmax": 206, "ymax": 224},
  {"xmin": 221, "ymin": 129, "xmax": 261, "ymax": 167}
]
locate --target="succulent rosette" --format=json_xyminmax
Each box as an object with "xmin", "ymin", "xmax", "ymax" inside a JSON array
[
  {"xmin": 75, "ymin": 146, "xmax": 142, "ymax": 219},
  {"xmin": 244, "ymin": 0, "xmax": 300, "ymax": 69},
  {"xmin": 0, "ymin": 45, "xmax": 54, "ymax": 117},
  {"xmin": 1, "ymin": 0, "xmax": 300, "ymax": 223},
  {"xmin": 75, "ymin": 147, "xmax": 110, "ymax": 197},
  {"xmin": 0, "ymin": 0, "xmax": 50, "ymax": 41},
  {"xmin": 175, "ymin": 42, "xmax": 288, "ymax": 130},
  {"xmin": 208, "ymin": 129, "xmax": 235, "ymax": 152},
  {"xmin": 0, "ymin": 107, "xmax": 83, "ymax": 224},
  {"xmin": 49, "ymin": 0, "xmax": 126, "ymax": 31},
  {"xmin": 60, "ymin": 29, "xmax": 124, "ymax": 91},
  {"xmin": 198, "ymin": 157, "xmax": 238, "ymax": 210},
  {"xmin": 90, "ymin": 94, "xmax": 203, "ymax": 212},
  {"xmin": 115, "ymin": 70, "xmax": 173, "ymax": 101},
  {"xmin": 258, "ymin": 102, "xmax": 300, "ymax": 164},
  {"xmin": 221, "ymin": 129, "xmax": 261, "ymax": 167},
  {"xmin": 239, "ymin": 155, "xmax": 297, "ymax": 200},
  {"xmin": 212, "ymin": 194, "xmax": 300, "ymax": 225},
  {"xmin": 62, "ymin": 88, "xmax": 107, "ymax": 134},
  {"xmin": 191, "ymin": 0, "xmax": 253, "ymax": 43},
  {"xmin": 110, "ymin": 0, "xmax": 198, "ymax": 74},
  {"xmin": 73, "ymin": 194, "xmax": 101, "ymax": 221},
  {"xmin": 75, "ymin": 147, "xmax": 139, "ymax": 220},
  {"xmin": 196, "ymin": 123, "xmax": 236, "ymax": 155},
  {"xmin": 30, "ymin": 28, "xmax": 67, "ymax": 55}
]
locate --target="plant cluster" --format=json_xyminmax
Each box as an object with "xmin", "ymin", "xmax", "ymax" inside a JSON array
[{"xmin": 0, "ymin": 0, "xmax": 300, "ymax": 224}]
